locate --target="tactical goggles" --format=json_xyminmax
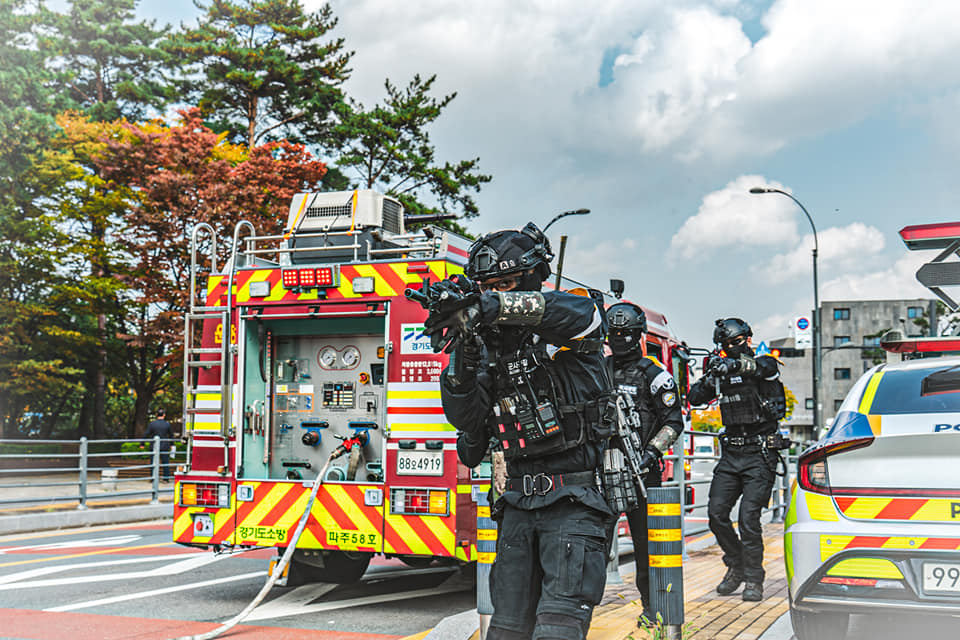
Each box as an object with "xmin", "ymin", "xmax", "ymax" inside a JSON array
[
  {"xmin": 724, "ymin": 336, "xmax": 747, "ymax": 348},
  {"xmin": 479, "ymin": 275, "xmax": 520, "ymax": 292}
]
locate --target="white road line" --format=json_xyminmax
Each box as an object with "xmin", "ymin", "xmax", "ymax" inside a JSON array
[
  {"xmin": 44, "ymin": 571, "xmax": 266, "ymax": 612},
  {"xmin": 243, "ymin": 583, "xmax": 338, "ymax": 621},
  {"xmin": 0, "ymin": 553, "xmax": 226, "ymax": 590},
  {"xmin": 0, "ymin": 554, "xmax": 183, "ymax": 585},
  {"xmin": 0, "ymin": 535, "xmax": 142, "ymax": 554},
  {"xmin": 245, "ymin": 573, "xmax": 473, "ymax": 622}
]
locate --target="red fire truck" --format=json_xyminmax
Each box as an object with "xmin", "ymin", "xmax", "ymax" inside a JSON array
[{"xmin": 173, "ymin": 190, "xmax": 691, "ymax": 582}]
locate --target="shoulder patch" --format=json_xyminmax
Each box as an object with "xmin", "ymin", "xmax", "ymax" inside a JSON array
[
  {"xmin": 662, "ymin": 391, "xmax": 677, "ymax": 407},
  {"xmin": 650, "ymin": 369, "xmax": 676, "ymax": 394}
]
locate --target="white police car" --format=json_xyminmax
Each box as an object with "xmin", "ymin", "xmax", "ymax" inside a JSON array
[{"xmin": 785, "ymin": 354, "xmax": 960, "ymax": 639}]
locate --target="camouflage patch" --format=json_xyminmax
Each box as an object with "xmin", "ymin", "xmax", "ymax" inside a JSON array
[
  {"xmin": 496, "ymin": 291, "xmax": 545, "ymax": 325},
  {"xmin": 649, "ymin": 425, "xmax": 679, "ymax": 455}
]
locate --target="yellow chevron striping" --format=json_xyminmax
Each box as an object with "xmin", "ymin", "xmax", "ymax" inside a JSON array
[
  {"xmin": 805, "ymin": 493, "xmax": 838, "ymax": 521},
  {"xmin": 265, "ymin": 278, "xmax": 286, "ymax": 301},
  {"xmin": 236, "ymin": 270, "xmax": 274, "ymax": 303},
  {"xmin": 385, "ymin": 508, "xmax": 432, "ymax": 555},
  {"xmin": 173, "ymin": 510, "xmax": 193, "ymax": 539},
  {"xmin": 882, "ymin": 537, "xmax": 928, "ymax": 550},
  {"xmin": 238, "ymin": 483, "xmax": 295, "ymax": 529},
  {"xmin": 840, "ymin": 497, "xmax": 890, "ymax": 520},
  {"xmin": 324, "ymin": 485, "xmax": 382, "ymax": 541},
  {"xmin": 821, "ymin": 535, "xmax": 857, "ymax": 561},
  {"xmin": 420, "ymin": 510, "xmax": 456, "ymax": 551},
  {"xmin": 859, "ymin": 371, "xmax": 885, "ymax": 414},
  {"xmin": 354, "ymin": 264, "xmax": 397, "ymax": 297},
  {"xmin": 389, "ymin": 262, "xmax": 418, "ymax": 285},
  {"xmin": 909, "ymin": 499, "xmax": 960, "ymax": 521}
]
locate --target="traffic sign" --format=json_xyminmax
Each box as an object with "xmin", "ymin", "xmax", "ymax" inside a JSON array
[{"xmin": 795, "ymin": 316, "xmax": 812, "ymax": 349}]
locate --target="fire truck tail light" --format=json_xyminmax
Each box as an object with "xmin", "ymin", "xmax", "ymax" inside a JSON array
[
  {"xmin": 390, "ymin": 488, "xmax": 449, "ymax": 516},
  {"xmin": 299, "ymin": 268, "xmax": 316, "ymax": 287},
  {"xmin": 179, "ymin": 482, "xmax": 230, "ymax": 508},
  {"xmin": 281, "ymin": 269, "xmax": 299, "ymax": 287},
  {"xmin": 316, "ymin": 267, "xmax": 334, "ymax": 286}
]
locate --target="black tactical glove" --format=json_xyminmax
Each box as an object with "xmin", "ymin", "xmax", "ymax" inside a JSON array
[
  {"xmin": 706, "ymin": 354, "xmax": 729, "ymax": 378},
  {"xmin": 424, "ymin": 304, "xmax": 481, "ymax": 353},
  {"xmin": 447, "ymin": 334, "xmax": 482, "ymax": 387},
  {"xmin": 638, "ymin": 447, "xmax": 661, "ymax": 476}
]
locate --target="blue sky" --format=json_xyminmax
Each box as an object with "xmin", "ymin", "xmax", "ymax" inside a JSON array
[{"xmin": 112, "ymin": 0, "xmax": 960, "ymax": 349}]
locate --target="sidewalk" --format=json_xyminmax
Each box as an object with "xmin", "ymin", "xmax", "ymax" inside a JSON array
[{"xmin": 407, "ymin": 524, "xmax": 789, "ymax": 640}]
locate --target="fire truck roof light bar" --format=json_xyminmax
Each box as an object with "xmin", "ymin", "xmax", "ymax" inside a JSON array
[{"xmin": 900, "ymin": 222, "xmax": 960, "ymax": 250}]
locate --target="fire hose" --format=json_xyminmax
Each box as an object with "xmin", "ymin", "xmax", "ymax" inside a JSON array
[{"xmin": 171, "ymin": 452, "xmax": 335, "ymax": 640}]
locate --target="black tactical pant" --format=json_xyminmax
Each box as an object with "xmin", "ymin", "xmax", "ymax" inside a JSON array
[
  {"xmin": 623, "ymin": 473, "xmax": 662, "ymax": 608},
  {"xmin": 707, "ymin": 443, "xmax": 775, "ymax": 583},
  {"xmin": 488, "ymin": 500, "xmax": 608, "ymax": 640}
]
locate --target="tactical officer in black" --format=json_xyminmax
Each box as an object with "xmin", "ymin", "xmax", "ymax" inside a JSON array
[
  {"xmin": 687, "ymin": 318, "xmax": 785, "ymax": 602},
  {"xmin": 605, "ymin": 303, "xmax": 684, "ymax": 625},
  {"xmin": 431, "ymin": 223, "xmax": 613, "ymax": 640}
]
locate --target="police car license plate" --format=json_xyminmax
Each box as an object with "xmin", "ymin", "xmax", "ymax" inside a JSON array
[
  {"xmin": 396, "ymin": 451, "xmax": 443, "ymax": 476},
  {"xmin": 922, "ymin": 562, "xmax": 960, "ymax": 593}
]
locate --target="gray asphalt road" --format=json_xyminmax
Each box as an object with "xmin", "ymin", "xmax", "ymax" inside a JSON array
[{"xmin": 0, "ymin": 521, "xmax": 477, "ymax": 639}]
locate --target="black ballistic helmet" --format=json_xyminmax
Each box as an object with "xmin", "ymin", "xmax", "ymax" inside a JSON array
[
  {"xmin": 607, "ymin": 303, "xmax": 646, "ymax": 356},
  {"xmin": 466, "ymin": 222, "xmax": 553, "ymax": 285},
  {"xmin": 714, "ymin": 317, "xmax": 753, "ymax": 356}
]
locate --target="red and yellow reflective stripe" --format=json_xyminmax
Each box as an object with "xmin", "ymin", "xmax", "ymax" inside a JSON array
[
  {"xmin": 206, "ymin": 261, "xmax": 453, "ymax": 304},
  {"xmin": 835, "ymin": 496, "xmax": 960, "ymax": 522}
]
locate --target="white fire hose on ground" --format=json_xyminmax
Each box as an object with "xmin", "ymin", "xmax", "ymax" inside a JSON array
[{"xmin": 172, "ymin": 455, "xmax": 333, "ymax": 640}]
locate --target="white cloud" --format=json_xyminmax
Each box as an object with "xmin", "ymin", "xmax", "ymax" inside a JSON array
[
  {"xmin": 669, "ymin": 175, "xmax": 797, "ymax": 259},
  {"xmin": 820, "ymin": 250, "xmax": 930, "ymax": 301},
  {"xmin": 761, "ymin": 223, "xmax": 886, "ymax": 283}
]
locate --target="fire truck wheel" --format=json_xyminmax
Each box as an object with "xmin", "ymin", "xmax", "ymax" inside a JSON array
[{"xmin": 288, "ymin": 549, "xmax": 371, "ymax": 584}]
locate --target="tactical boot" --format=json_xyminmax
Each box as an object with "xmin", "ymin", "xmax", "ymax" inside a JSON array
[
  {"xmin": 637, "ymin": 599, "xmax": 655, "ymax": 628},
  {"xmin": 716, "ymin": 568, "xmax": 744, "ymax": 595},
  {"xmin": 742, "ymin": 582, "xmax": 763, "ymax": 601}
]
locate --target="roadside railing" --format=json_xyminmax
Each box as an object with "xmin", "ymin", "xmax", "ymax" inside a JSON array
[{"xmin": 0, "ymin": 437, "xmax": 176, "ymax": 511}]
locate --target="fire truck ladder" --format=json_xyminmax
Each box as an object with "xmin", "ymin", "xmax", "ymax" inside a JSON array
[{"xmin": 181, "ymin": 221, "xmax": 258, "ymax": 472}]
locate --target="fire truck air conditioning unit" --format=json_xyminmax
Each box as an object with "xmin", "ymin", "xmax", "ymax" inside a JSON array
[{"xmin": 287, "ymin": 190, "xmax": 405, "ymax": 236}]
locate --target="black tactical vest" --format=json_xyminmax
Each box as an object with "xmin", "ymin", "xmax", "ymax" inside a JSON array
[
  {"xmin": 613, "ymin": 359, "xmax": 658, "ymax": 447},
  {"xmin": 717, "ymin": 373, "xmax": 786, "ymax": 428}
]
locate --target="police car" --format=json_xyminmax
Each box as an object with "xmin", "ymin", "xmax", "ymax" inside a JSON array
[{"xmin": 786, "ymin": 351, "xmax": 960, "ymax": 640}]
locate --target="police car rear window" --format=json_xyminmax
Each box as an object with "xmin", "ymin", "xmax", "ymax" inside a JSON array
[{"xmin": 869, "ymin": 366, "xmax": 960, "ymax": 415}]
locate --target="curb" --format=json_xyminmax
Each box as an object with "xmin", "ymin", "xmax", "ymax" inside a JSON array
[{"xmin": 0, "ymin": 503, "xmax": 173, "ymax": 535}]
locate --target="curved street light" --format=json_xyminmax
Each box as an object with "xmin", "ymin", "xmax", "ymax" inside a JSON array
[{"xmin": 750, "ymin": 187, "xmax": 822, "ymax": 436}]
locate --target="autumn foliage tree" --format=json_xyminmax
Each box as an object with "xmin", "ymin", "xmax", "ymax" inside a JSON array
[{"xmin": 94, "ymin": 108, "xmax": 326, "ymax": 433}]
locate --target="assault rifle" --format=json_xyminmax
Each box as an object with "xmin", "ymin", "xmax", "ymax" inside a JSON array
[
  {"xmin": 602, "ymin": 391, "xmax": 649, "ymax": 513},
  {"xmin": 403, "ymin": 278, "xmax": 479, "ymax": 316}
]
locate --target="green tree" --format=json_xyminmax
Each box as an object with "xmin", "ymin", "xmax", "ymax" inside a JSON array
[
  {"xmin": 167, "ymin": 0, "xmax": 351, "ymax": 148},
  {"xmin": 331, "ymin": 74, "xmax": 492, "ymax": 227},
  {"xmin": 41, "ymin": 0, "xmax": 174, "ymax": 122}
]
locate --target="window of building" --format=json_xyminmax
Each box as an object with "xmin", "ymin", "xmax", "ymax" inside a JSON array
[
  {"xmin": 834, "ymin": 368, "xmax": 851, "ymax": 380},
  {"xmin": 834, "ymin": 399, "xmax": 844, "ymax": 412},
  {"xmin": 834, "ymin": 308, "xmax": 850, "ymax": 320},
  {"xmin": 805, "ymin": 398, "xmax": 814, "ymax": 410},
  {"xmin": 907, "ymin": 306, "xmax": 924, "ymax": 319},
  {"xmin": 834, "ymin": 336, "xmax": 851, "ymax": 347},
  {"xmin": 863, "ymin": 336, "xmax": 881, "ymax": 346}
]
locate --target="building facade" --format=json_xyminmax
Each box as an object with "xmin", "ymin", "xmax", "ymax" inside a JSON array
[{"xmin": 769, "ymin": 298, "xmax": 937, "ymax": 445}]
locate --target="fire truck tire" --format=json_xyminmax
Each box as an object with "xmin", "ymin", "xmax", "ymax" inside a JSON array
[{"xmin": 289, "ymin": 549, "xmax": 371, "ymax": 584}]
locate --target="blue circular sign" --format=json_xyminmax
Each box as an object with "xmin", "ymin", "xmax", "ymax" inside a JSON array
[{"xmin": 797, "ymin": 317, "xmax": 810, "ymax": 330}]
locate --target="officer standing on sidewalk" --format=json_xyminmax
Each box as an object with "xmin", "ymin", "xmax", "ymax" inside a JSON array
[
  {"xmin": 687, "ymin": 318, "xmax": 786, "ymax": 602},
  {"xmin": 605, "ymin": 302, "xmax": 684, "ymax": 626},
  {"xmin": 430, "ymin": 222, "xmax": 614, "ymax": 640},
  {"xmin": 145, "ymin": 409, "xmax": 175, "ymax": 482}
]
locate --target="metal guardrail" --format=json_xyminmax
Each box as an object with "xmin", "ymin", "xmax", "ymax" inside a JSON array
[{"xmin": 0, "ymin": 437, "xmax": 176, "ymax": 510}]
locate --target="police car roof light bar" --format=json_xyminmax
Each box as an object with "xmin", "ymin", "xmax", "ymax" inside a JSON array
[{"xmin": 899, "ymin": 222, "xmax": 960, "ymax": 251}]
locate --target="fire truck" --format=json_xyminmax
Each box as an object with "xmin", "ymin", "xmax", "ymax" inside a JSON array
[{"xmin": 173, "ymin": 190, "xmax": 692, "ymax": 582}]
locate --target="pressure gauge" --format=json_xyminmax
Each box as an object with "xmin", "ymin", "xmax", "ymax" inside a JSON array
[
  {"xmin": 318, "ymin": 347, "xmax": 337, "ymax": 369},
  {"xmin": 341, "ymin": 346, "xmax": 361, "ymax": 368}
]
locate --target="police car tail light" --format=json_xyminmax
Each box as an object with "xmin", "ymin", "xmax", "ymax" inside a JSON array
[{"xmin": 798, "ymin": 436, "xmax": 874, "ymax": 495}]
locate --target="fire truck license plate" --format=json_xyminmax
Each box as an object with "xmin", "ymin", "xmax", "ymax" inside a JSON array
[
  {"xmin": 923, "ymin": 562, "xmax": 960, "ymax": 593},
  {"xmin": 396, "ymin": 451, "xmax": 443, "ymax": 476}
]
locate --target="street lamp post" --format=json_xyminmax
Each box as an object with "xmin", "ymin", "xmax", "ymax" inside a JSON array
[{"xmin": 750, "ymin": 187, "xmax": 821, "ymax": 436}]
